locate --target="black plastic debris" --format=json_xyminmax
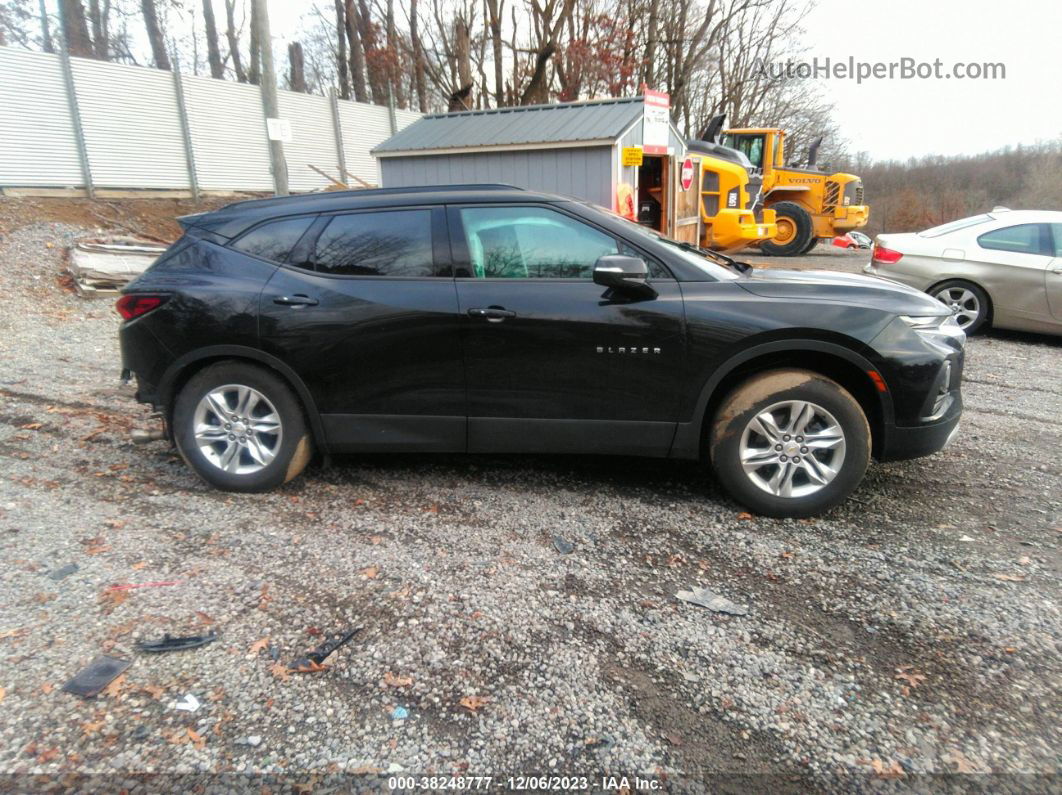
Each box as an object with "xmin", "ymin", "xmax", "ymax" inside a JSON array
[
  {"xmin": 136, "ymin": 631, "xmax": 217, "ymax": 653},
  {"xmin": 288, "ymin": 627, "xmax": 362, "ymax": 673},
  {"xmin": 62, "ymin": 655, "xmax": 131, "ymax": 698}
]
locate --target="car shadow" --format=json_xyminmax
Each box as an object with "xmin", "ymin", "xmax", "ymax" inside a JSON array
[{"xmin": 976, "ymin": 327, "xmax": 1062, "ymax": 346}]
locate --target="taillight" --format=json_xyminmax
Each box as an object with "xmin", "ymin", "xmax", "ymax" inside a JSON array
[
  {"xmin": 872, "ymin": 244, "xmax": 903, "ymax": 264},
  {"xmin": 116, "ymin": 294, "xmax": 168, "ymax": 320}
]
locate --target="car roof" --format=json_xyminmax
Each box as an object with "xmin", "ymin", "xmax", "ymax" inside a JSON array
[{"xmin": 181, "ymin": 184, "xmax": 571, "ymax": 239}]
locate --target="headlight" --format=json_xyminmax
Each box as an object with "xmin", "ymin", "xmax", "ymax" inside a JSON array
[{"xmin": 901, "ymin": 314, "xmax": 966, "ymax": 347}]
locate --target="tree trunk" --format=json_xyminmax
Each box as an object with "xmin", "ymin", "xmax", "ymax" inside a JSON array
[
  {"xmin": 87, "ymin": 0, "xmax": 108, "ymax": 59},
  {"xmin": 643, "ymin": 0, "xmax": 659, "ymax": 86},
  {"xmin": 519, "ymin": 43, "xmax": 554, "ymax": 105},
  {"xmin": 355, "ymin": 0, "xmax": 387, "ymax": 104},
  {"xmin": 343, "ymin": 0, "xmax": 369, "ymax": 102},
  {"xmin": 484, "ymin": 0, "xmax": 504, "ymax": 106},
  {"xmin": 287, "ymin": 41, "xmax": 306, "ymax": 92},
  {"xmin": 453, "ymin": 15, "xmax": 473, "ymax": 106},
  {"xmin": 384, "ymin": 0, "xmax": 406, "ymax": 108},
  {"xmin": 408, "ymin": 0, "xmax": 428, "ymax": 112},
  {"xmin": 248, "ymin": 0, "xmax": 260, "ymax": 84},
  {"xmin": 334, "ymin": 0, "xmax": 349, "ymax": 99},
  {"xmin": 140, "ymin": 0, "xmax": 170, "ymax": 70},
  {"xmin": 223, "ymin": 0, "xmax": 246, "ymax": 82},
  {"xmin": 202, "ymin": 0, "xmax": 224, "ymax": 78},
  {"xmin": 39, "ymin": 0, "xmax": 55, "ymax": 52},
  {"xmin": 60, "ymin": 0, "xmax": 94, "ymax": 58}
]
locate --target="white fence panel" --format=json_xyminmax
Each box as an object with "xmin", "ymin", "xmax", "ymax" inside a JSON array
[
  {"xmin": 337, "ymin": 100, "xmax": 393, "ymax": 186},
  {"xmin": 72, "ymin": 57, "xmax": 189, "ymax": 189},
  {"xmin": 183, "ymin": 74, "xmax": 273, "ymax": 192},
  {"xmin": 276, "ymin": 90, "xmax": 338, "ymax": 192},
  {"xmin": 0, "ymin": 48, "xmax": 83, "ymax": 186}
]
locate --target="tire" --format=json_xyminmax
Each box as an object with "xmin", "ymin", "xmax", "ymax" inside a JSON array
[
  {"xmin": 801, "ymin": 236, "xmax": 820, "ymax": 254},
  {"xmin": 173, "ymin": 361, "xmax": 314, "ymax": 492},
  {"xmin": 760, "ymin": 201, "xmax": 814, "ymax": 257},
  {"xmin": 930, "ymin": 279, "xmax": 989, "ymax": 334},
  {"xmin": 709, "ymin": 369, "xmax": 871, "ymax": 518}
]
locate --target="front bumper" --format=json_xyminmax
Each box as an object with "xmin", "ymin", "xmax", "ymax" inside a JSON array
[
  {"xmin": 879, "ymin": 392, "xmax": 963, "ymax": 461},
  {"xmin": 708, "ymin": 208, "xmax": 778, "ymax": 251}
]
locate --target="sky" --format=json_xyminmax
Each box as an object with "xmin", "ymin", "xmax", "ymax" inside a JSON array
[{"xmin": 796, "ymin": 0, "xmax": 1062, "ymax": 161}]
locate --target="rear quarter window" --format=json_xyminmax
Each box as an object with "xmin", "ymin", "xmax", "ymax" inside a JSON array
[{"xmin": 230, "ymin": 216, "xmax": 316, "ymax": 263}]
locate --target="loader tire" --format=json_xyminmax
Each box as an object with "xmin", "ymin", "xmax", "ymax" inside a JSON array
[{"xmin": 761, "ymin": 201, "xmax": 814, "ymax": 256}]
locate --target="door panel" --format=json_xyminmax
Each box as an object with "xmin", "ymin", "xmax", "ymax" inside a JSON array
[
  {"xmin": 257, "ymin": 207, "xmax": 465, "ymax": 453},
  {"xmin": 973, "ymin": 223, "xmax": 1052, "ymax": 323}
]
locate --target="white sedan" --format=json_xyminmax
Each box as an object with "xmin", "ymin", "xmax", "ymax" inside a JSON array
[{"xmin": 863, "ymin": 209, "xmax": 1062, "ymax": 335}]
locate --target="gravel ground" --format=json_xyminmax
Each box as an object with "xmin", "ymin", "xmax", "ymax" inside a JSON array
[{"xmin": 0, "ymin": 217, "xmax": 1059, "ymax": 790}]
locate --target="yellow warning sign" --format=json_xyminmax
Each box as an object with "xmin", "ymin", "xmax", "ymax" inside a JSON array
[{"xmin": 621, "ymin": 147, "xmax": 644, "ymax": 167}]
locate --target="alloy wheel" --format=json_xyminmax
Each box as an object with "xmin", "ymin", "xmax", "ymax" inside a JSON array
[
  {"xmin": 933, "ymin": 286, "xmax": 980, "ymax": 330},
  {"xmin": 739, "ymin": 400, "xmax": 847, "ymax": 498},
  {"xmin": 192, "ymin": 384, "xmax": 283, "ymax": 475}
]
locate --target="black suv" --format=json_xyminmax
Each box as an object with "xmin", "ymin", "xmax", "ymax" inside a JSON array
[{"xmin": 118, "ymin": 185, "xmax": 965, "ymax": 517}]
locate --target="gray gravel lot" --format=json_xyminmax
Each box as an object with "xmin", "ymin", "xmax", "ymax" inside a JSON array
[{"xmin": 0, "ymin": 219, "xmax": 1059, "ymax": 789}]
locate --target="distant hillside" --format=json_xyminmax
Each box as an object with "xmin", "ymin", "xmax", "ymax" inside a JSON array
[{"xmin": 835, "ymin": 140, "xmax": 1062, "ymax": 237}]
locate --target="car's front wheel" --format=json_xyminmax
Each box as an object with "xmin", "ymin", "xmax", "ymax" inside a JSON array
[
  {"xmin": 173, "ymin": 361, "xmax": 313, "ymax": 492},
  {"xmin": 709, "ymin": 369, "xmax": 871, "ymax": 517}
]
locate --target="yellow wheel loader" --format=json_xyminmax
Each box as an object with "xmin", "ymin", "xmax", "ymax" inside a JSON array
[
  {"xmin": 683, "ymin": 120, "xmax": 777, "ymax": 252},
  {"xmin": 716, "ymin": 122, "xmax": 869, "ymax": 256}
]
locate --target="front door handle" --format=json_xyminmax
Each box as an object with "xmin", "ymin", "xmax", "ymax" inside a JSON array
[
  {"xmin": 273, "ymin": 294, "xmax": 319, "ymax": 306},
  {"xmin": 467, "ymin": 306, "xmax": 516, "ymax": 322}
]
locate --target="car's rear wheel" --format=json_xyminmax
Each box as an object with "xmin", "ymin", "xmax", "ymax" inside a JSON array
[
  {"xmin": 173, "ymin": 361, "xmax": 313, "ymax": 492},
  {"xmin": 709, "ymin": 369, "xmax": 871, "ymax": 517},
  {"xmin": 930, "ymin": 280, "xmax": 989, "ymax": 334}
]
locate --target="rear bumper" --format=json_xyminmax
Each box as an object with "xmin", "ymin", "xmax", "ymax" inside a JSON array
[{"xmin": 879, "ymin": 392, "xmax": 963, "ymax": 461}]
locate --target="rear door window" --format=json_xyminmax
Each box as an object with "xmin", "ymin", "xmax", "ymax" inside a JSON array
[
  {"xmin": 314, "ymin": 210, "xmax": 434, "ymax": 277},
  {"xmin": 231, "ymin": 216, "xmax": 315, "ymax": 263},
  {"xmin": 976, "ymin": 223, "xmax": 1047, "ymax": 255}
]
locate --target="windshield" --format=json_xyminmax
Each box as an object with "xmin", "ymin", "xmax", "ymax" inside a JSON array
[
  {"xmin": 590, "ymin": 204, "xmax": 741, "ymax": 280},
  {"xmin": 919, "ymin": 214, "xmax": 992, "ymax": 238},
  {"xmin": 723, "ymin": 134, "xmax": 765, "ymax": 169}
]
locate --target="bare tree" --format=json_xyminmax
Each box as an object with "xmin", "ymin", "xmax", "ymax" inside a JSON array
[
  {"xmin": 408, "ymin": 0, "xmax": 428, "ymax": 110},
  {"xmin": 247, "ymin": 0, "xmax": 260, "ymax": 83},
  {"xmin": 287, "ymin": 40, "xmax": 307, "ymax": 91},
  {"xmin": 333, "ymin": 0, "xmax": 349, "ymax": 98},
  {"xmin": 59, "ymin": 0, "xmax": 94, "ymax": 56},
  {"xmin": 201, "ymin": 0, "xmax": 224, "ymax": 78},
  {"xmin": 343, "ymin": 0, "xmax": 369, "ymax": 101},
  {"xmin": 520, "ymin": 0, "xmax": 575, "ymax": 105},
  {"xmin": 140, "ymin": 0, "xmax": 170, "ymax": 69},
  {"xmin": 223, "ymin": 0, "xmax": 246, "ymax": 81}
]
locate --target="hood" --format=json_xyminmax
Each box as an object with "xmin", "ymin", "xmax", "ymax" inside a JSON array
[{"xmin": 738, "ymin": 268, "xmax": 947, "ymax": 315}]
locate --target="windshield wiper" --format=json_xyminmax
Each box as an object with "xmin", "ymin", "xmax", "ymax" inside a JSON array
[{"xmin": 674, "ymin": 240, "xmax": 753, "ymax": 274}]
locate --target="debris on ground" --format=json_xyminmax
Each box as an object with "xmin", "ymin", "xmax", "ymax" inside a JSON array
[
  {"xmin": 174, "ymin": 693, "xmax": 201, "ymax": 712},
  {"xmin": 675, "ymin": 587, "xmax": 749, "ymax": 616},
  {"xmin": 391, "ymin": 706, "xmax": 409, "ymax": 720},
  {"xmin": 66, "ymin": 236, "xmax": 167, "ymax": 296},
  {"xmin": 47, "ymin": 563, "xmax": 79, "ymax": 581},
  {"xmin": 136, "ymin": 631, "xmax": 217, "ymax": 653},
  {"xmin": 552, "ymin": 535, "xmax": 574, "ymax": 554},
  {"xmin": 61, "ymin": 655, "xmax": 132, "ymax": 698},
  {"xmin": 287, "ymin": 627, "xmax": 361, "ymax": 674}
]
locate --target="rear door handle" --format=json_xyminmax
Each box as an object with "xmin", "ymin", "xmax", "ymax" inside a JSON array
[
  {"xmin": 467, "ymin": 306, "xmax": 516, "ymax": 322},
  {"xmin": 273, "ymin": 294, "xmax": 319, "ymax": 306}
]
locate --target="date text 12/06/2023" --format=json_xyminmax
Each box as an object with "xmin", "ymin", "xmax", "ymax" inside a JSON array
[{"xmin": 387, "ymin": 775, "xmax": 663, "ymax": 791}]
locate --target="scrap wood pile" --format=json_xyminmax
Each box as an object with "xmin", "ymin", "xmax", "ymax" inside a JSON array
[{"xmin": 66, "ymin": 236, "xmax": 167, "ymax": 296}]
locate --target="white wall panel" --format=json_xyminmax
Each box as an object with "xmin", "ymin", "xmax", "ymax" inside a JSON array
[
  {"xmin": 72, "ymin": 56, "xmax": 188, "ymax": 189},
  {"xmin": 337, "ymin": 100, "xmax": 393, "ymax": 186},
  {"xmin": 276, "ymin": 90, "xmax": 338, "ymax": 192},
  {"xmin": 181, "ymin": 74, "xmax": 274, "ymax": 192},
  {"xmin": 0, "ymin": 47, "xmax": 83, "ymax": 186}
]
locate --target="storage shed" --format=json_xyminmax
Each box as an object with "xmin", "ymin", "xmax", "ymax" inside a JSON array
[{"xmin": 372, "ymin": 94, "xmax": 702, "ymax": 242}]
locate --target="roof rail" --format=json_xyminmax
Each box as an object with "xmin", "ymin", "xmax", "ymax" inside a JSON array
[{"xmin": 216, "ymin": 183, "xmax": 523, "ymax": 212}]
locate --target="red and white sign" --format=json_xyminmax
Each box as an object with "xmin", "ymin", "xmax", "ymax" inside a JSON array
[
  {"xmin": 641, "ymin": 85, "xmax": 670, "ymax": 155},
  {"xmin": 680, "ymin": 157, "xmax": 695, "ymax": 191}
]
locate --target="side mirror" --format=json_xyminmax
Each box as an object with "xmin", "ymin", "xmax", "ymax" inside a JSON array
[{"xmin": 593, "ymin": 255, "xmax": 656, "ymax": 299}]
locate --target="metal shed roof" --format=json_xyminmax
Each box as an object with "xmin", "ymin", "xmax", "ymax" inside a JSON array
[{"xmin": 373, "ymin": 97, "xmax": 646, "ymax": 156}]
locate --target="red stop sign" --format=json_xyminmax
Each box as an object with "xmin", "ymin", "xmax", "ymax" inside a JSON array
[{"xmin": 680, "ymin": 158, "xmax": 695, "ymax": 191}]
